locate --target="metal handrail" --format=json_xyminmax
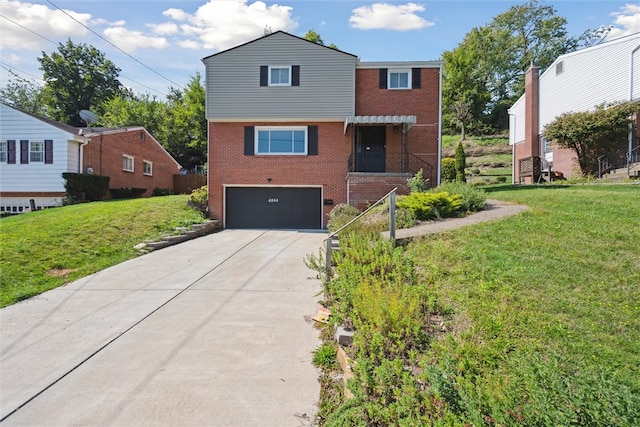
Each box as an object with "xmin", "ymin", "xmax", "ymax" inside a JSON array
[
  {"xmin": 324, "ymin": 187, "xmax": 397, "ymax": 271},
  {"xmin": 628, "ymin": 145, "xmax": 640, "ymax": 176}
]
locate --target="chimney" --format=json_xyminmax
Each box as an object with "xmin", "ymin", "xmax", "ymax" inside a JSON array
[{"xmin": 524, "ymin": 64, "xmax": 540, "ymax": 157}]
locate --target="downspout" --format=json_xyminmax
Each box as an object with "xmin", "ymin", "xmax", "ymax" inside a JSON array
[{"xmin": 437, "ymin": 62, "xmax": 443, "ymax": 186}]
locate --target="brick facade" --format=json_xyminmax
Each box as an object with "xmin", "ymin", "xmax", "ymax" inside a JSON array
[
  {"xmin": 83, "ymin": 129, "xmax": 180, "ymax": 196},
  {"xmin": 208, "ymin": 122, "xmax": 351, "ymax": 228}
]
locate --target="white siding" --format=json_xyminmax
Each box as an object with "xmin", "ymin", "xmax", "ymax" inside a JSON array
[
  {"xmin": 539, "ymin": 33, "xmax": 640, "ymax": 131},
  {"xmin": 0, "ymin": 104, "xmax": 83, "ymax": 193},
  {"xmin": 508, "ymin": 96, "xmax": 525, "ymax": 145},
  {"xmin": 203, "ymin": 32, "xmax": 357, "ymax": 121}
]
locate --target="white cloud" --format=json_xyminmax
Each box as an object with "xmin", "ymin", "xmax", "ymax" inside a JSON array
[
  {"xmin": 349, "ymin": 2, "xmax": 434, "ymax": 31},
  {"xmin": 103, "ymin": 26, "xmax": 169, "ymax": 53},
  {"xmin": 149, "ymin": 22, "xmax": 179, "ymax": 36},
  {"xmin": 607, "ymin": 4, "xmax": 640, "ymax": 39},
  {"xmin": 0, "ymin": 0, "xmax": 91, "ymax": 50},
  {"xmin": 160, "ymin": 0, "xmax": 298, "ymax": 51}
]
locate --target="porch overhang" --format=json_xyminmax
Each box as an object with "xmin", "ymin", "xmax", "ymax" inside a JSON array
[{"xmin": 344, "ymin": 115, "xmax": 417, "ymax": 134}]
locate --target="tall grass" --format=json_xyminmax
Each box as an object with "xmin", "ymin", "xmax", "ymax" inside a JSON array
[{"xmin": 0, "ymin": 196, "xmax": 205, "ymax": 307}]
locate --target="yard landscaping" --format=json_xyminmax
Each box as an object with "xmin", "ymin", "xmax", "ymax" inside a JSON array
[
  {"xmin": 0, "ymin": 195, "xmax": 206, "ymax": 308},
  {"xmin": 314, "ymin": 183, "xmax": 640, "ymax": 425}
]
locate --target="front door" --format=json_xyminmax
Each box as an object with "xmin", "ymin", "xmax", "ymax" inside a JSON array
[{"xmin": 355, "ymin": 126, "xmax": 386, "ymax": 172}]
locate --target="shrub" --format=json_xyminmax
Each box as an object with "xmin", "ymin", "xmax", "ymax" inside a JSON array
[
  {"xmin": 407, "ymin": 168, "xmax": 429, "ymax": 193},
  {"xmin": 435, "ymin": 181, "xmax": 487, "ymax": 212},
  {"xmin": 327, "ymin": 203, "xmax": 361, "ymax": 232},
  {"xmin": 152, "ymin": 187, "xmax": 172, "ymax": 196},
  {"xmin": 62, "ymin": 173, "xmax": 109, "ymax": 203},
  {"xmin": 187, "ymin": 185, "xmax": 208, "ymax": 214},
  {"xmin": 396, "ymin": 192, "xmax": 463, "ymax": 220},
  {"xmin": 455, "ymin": 141, "xmax": 467, "ymax": 183},
  {"xmin": 108, "ymin": 188, "xmax": 146, "ymax": 199},
  {"xmin": 441, "ymin": 157, "xmax": 456, "ymax": 182}
]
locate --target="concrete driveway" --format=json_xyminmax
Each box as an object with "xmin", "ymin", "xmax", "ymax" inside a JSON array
[{"xmin": 0, "ymin": 229, "xmax": 326, "ymax": 426}]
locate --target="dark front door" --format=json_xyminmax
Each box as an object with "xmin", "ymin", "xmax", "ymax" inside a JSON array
[
  {"xmin": 225, "ymin": 187, "xmax": 322, "ymax": 229},
  {"xmin": 355, "ymin": 126, "xmax": 386, "ymax": 172}
]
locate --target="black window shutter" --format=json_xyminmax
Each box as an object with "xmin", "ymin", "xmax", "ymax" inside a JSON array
[
  {"xmin": 44, "ymin": 139, "xmax": 53, "ymax": 164},
  {"xmin": 308, "ymin": 125, "xmax": 318, "ymax": 155},
  {"xmin": 412, "ymin": 68, "xmax": 421, "ymax": 89},
  {"xmin": 244, "ymin": 126, "xmax": 255, "ymax": 155},
  {"xmin": 292, "ymin": 65, "xmax": 300, "ymax": 86},
  {"xmin": 7, "ymin": 140, "xmax": 16, "ymax": 164},
  {"xmin": 379, "ymin": 68, "xmax": 388, "ymax": 89},
  {"xmin": 260, "ymin": 66, "xmax": 268, "ymax": 86},
  {"xmin": 20, "ymin": 140, "xmax": 29, "ymax": 164}
]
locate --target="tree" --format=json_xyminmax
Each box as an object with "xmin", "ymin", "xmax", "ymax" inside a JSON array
[
  {"xmin": 442, "ymin": 0, "xmax": 580, "ymax": 132},
  {"xmin": 542, "ymin": 101, "xmax": 638, "ymax": 176},
  {"xmin": 0, "ymin": 72, "xmax": 46, "ymax": 115},
  {"xmin": 303, "ymin": 29, "xmax": 324, "ymax": 45},
  {"xmin": 451, "ymin": 99, "xmax": 473, "ymax": 141},
  {"xmin": 38, "ymin": 39, "xmax": 124, "ymax": 126},
  {"xmin": 161, "ymin": 73, "xmax": 208, "ymax": 170},
  {"xmin": 455, "ymin": 142, "xmax": 467, "ymax": 183},
  {"xmin": 101, "ymin": 91, "xmax": 168, "ymax": 137}
]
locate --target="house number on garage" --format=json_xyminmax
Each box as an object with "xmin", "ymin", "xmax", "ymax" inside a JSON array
[{"xmin": 268, "ymin": 198, "xmax": 279, "ymax": 203}]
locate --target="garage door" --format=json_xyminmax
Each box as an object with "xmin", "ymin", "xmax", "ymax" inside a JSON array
[{"xmin": 225, "ymin": 187, "xmax": 322, "ymax": 229}]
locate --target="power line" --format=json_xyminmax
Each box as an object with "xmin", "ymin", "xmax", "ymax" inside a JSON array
[
  {"xmin": 0, "ymin": 15, "xmax": 169, "ymax": 97},
  {"xmin": 0, "ymin": 63, "xmax": 45, "ymax": 85},
  {"xmin": 45, "ymin": 0, "xmax": 184, "ymax": 89}
]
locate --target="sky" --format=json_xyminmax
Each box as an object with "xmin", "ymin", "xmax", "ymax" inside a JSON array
[{"xmin": 1, "ymin": 0, "xmax": 639, "ymax": 98}]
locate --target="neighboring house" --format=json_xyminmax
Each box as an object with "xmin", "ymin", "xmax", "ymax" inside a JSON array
[
  {"xmin": 509, "ymin": 32, "xmax": 640, "ymax": 183},
  {"xmin": 203, "ymin": 31, "xmax": 442, "ymax": 229},
  {"xmin": 0, "ymin": 103, "xmax": 181, "ymax": 213}
]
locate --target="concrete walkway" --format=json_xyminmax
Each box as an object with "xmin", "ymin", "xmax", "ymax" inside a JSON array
[{"xmin": 1, "ymin": 230, "xmax": 325, "ymax": 426}]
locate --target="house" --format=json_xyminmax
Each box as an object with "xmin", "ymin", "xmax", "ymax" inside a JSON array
[
  {"xmin": 509, "ymin": 32, "xmax": 640, "ymax": 183},
  {"xmin": 0, "ymin": 103, "xmax": 181, "ymax": 213},
  {"xmin": 202, "ymin": 31, "xmax": 442, "ymax": 229}
]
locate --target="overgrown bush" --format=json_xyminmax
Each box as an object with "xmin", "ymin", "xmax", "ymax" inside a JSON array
[
  {"xmin": 109, "ymin": 187, "xmax": 146, "ymax": 199},
  {"xmin": 327, "ymin": 203, "xmax": 361, "ymax": 232},
  {"xmin": 152, "ymin": 187, "xmax": 172, "ymax": 196},
  {"xmin": 435, "ymin": 181, "xmax": 487, "ymax": 212},
  {"xmin": 396, "ymin": 192, "xmax": 463, "ymax": 220},
  {"xmin": 187, "ymin": 185, "xmax": 208, "ymax": 214},
  {"xmin": 62, "ymin": 173, "xmax": 109, "ymax": 203},
  {"xmin": 407, "ymin": 168, "xmax": 429, "ymax": 193},
  {"xmin": 441, "ymin": 157, "xmax": 456, "ymax": 182}
]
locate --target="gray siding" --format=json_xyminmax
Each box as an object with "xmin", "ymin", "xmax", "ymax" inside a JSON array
[{"xmin": 203, "ymin": 32, "xmax": 357, "ymax": 121}]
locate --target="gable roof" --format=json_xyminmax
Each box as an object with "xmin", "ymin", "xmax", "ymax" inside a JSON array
[{"xmin": 201, "ymin": 30, "xmax": 358, "ymax": 61}]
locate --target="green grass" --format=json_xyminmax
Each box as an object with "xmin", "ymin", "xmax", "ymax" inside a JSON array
[
  {"xmin": 442, "ymin": 134, "xmax": 508, "ymax": 149},
  {"xmin": 0, "ymin": 196, "xmax": 205, "ymax": 307},
  {"xmin": 407, "ymin": 184, "xmax": 640, "ymax": 422}
]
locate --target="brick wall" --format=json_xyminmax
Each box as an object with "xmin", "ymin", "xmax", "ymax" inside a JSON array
[
  {"xmin": 84, "ymin": 129, "xmax": 180, "ymax": 196},
  {"xmin": 355, "ymin": 68, "xmax": 440, "ymax": 184},
  {"xmin": 208, "ymin": 122, "xmax": 351, "ymax": 227},
  {"xmin": 347, "ymin": 173, "xmax": 410, "ymax": 210}
]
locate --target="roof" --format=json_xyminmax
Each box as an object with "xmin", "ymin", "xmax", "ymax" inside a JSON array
[
  {"xmin": 201, "ymin": 30, "xmax": 358, "ymax": 62},
  {"xmin": 344, "ymin": 115, "xmax": 417, "ymax": 134}
]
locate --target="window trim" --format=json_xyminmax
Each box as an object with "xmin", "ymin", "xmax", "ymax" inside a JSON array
[
  {"xmin": 255, "ymin": 126, "xmax": 308, "ymax": 155},
  {"xmin": 143, "ymin": 160, "xmax": 153, "ymax": 176},
  {"xmin": 388, "ymin": 69, "xmax": 411, "ymax": 90},
  {"xmin": 123, "ymin": 154, "xmax": 135, "ymax": 172},
  {"xmin": 269, "ymin": 66, "xmax": 291, "ymax": 86},
  {"xmin": 30, "ymin": 141, "xmax": 44, "ymax": 163}
]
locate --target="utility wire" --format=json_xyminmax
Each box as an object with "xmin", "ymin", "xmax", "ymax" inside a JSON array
[
  {"xmin": 45, "ymin": 0, "xmax": 184, "ymax": 89},
  {"xmin": 0, "ymin": 14, "xmax": 169, "ymax": 97}
]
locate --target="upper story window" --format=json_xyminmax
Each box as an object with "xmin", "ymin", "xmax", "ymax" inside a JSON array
[
  {"xmin": 270, "ymin": 67, "xmax": 290, "ymax": 86},
  {"xmin": 260, "ymin": 65, "xmax": 300, "ymax": 87},
  {"xmin": 123, "ymin": 154, "xmax": 134, "ymax": 172},
  {"xmin": 556, "ymin": 61, "xmax": 564, "ymax": 76},
  {"xmin": 143, "ymin": 160, "xmax": 153, "ymax": 176},
  {"xmin": 388, "ymin": 70, "xmax": 411, "ymax": 89},
  {"xmin": 0, "ymin": 141, "xmax": 6, "ymax": 162},
  {"xmin": 30, "ymin": 141, "xmax": 44, "ymax": 162},
  {"xmin": 256, "ymin": 127, "xmax": 307, "ymax": 155}
]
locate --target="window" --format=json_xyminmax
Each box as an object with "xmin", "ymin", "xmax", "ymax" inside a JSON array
[
  {"xmin": 556, "ymin": 61, "xmax": 564, "ymax": 76},
  {"xmin": 270, "ymin": 67, "xmax": 290, "ymax": 85},
  {"xmin": 388, "ymin": 70, "xmax": 411, "ymax": 89},
  {"xmin": 256, "ymin": 127, "xmax": 307, "ymax": 155},
  {"xmin": 123, "ymin": 155, "xmax": 134, "ymax": 172},
  {"xmin": 0, "ymin": 141, "xmax": 6, "ymax": 162},
  {"xmin": 143, "ymin": 160, "xmax": 153, "ymax": 176},
  {"xmin": 30, "ymin": 141, "xmax": 44, "ymax": 162},
  {"xmin": 542, "ymin": 137, "xmax": 552, "ymax": 154},
  {"xmin": 260, "ymin": 65, "xmax": 300, "ymax": 87}
]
